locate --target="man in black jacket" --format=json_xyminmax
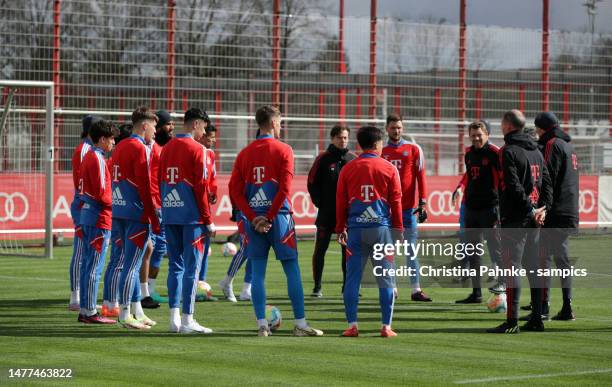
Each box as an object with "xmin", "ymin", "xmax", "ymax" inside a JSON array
[
  {"xmin": 456, "ymin": 121, "xmax": 502, "ymax": 304},
  {"xmin": 307, "ymin": 125, "xmax": 357, "ymax": 297},
  {"xmin": 530, "ymin": 112, "xmax": 579, "ymax": 321},
  {"xmin": 487, "ymin": 110, "xmax": 553, "ymax": 334}
]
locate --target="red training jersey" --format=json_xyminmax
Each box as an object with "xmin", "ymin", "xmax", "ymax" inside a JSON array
[{"xmin": 381, "ymin": 139, "xmax": 427, "ymax": 210}]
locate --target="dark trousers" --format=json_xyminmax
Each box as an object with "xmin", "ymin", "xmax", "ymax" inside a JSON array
[
  {"xmin": 312, "ymin": 226, "xmax": 347, "ymax": 292},
  {"xmin": 501, "ymin": 219, "xmax": 544, "ymax": 321},
  {"xmin": 464, "ymin": 206, "xmax": 501, "ymax": 296},
  {"xmin": 542, "ymin": 227, "xmax": 573, "ymax": 309}
]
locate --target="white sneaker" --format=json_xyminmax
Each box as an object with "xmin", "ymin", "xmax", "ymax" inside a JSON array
[
  {"xmin": 169, "ymin": 317, "xmax": 181, "ymax": 333},
  {"xmin": 239, "ymin": 289, "xmax": 251, "ymax": 301},
  {"xmin": 257, "ymin": 326, "xmax": 271, "ymax": 337},
  {"xmin": 293, "ymin": 325, "xmax": 324, "ymax": 337},
  {"xmin": 219, "ymin": 279, "xmax": 237, "ymax": 303},
  {"xmin": 179, "ymin": 320, "xmax": 213, "ymax": 334}
]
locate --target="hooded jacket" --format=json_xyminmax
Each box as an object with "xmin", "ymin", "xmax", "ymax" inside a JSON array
[
  {"xmin": 499, "ymin": 130, "xmax": 553, "ymax": 226},
  {"xmin": 308, "ymin": 144, "xmax": 357, "ymax": 228},
  {"xmin": 537, "ymin": 127, "xmax": 579, "ymax": 228}
]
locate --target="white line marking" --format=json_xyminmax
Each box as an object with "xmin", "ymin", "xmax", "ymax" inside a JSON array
[
  {"xmin": 0, "ymin": 274, "xmax": 64, "ymax": 283},
  {"xmin": 455, "ymin": 368, "xmax": 612, "ymax": 384}
]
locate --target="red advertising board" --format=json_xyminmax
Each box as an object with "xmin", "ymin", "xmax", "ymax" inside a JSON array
[{"xmin": 0, "ymin": 173, "xmax": 601, "ymax": 235}]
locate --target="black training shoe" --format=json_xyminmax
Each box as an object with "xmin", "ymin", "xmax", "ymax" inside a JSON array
[
  {"xmin": 141, "ymin": 296, "xmax": 160, "ymax": 309},
  {"xmin": 455, "ymin": 293, "xmax": 482, "ymax": 304},
  {"xmin": 486, "ymin": 321, "xmax": 520, "ymax": 334},
  {"xmin": 519, "ymin": 312, "xmax": 550, "ymax": 322},
  {"xmin": 520, "ymin": 304, "xmax": 532, "ymax": 311},
  {"xmin": 551, "ymin": 309, "xmax": 576, "ymax": 321},
  {"xmin": 521, "ymin": 318, "xmax": 545, "ymax": 332}
]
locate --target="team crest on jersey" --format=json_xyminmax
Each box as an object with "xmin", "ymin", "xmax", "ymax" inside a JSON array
[
  {"xmin": 482, "ymin": 157, "xmax": 489, "ymax": 166},
  {"xmin": 249, "ymin": 187, "xmax": 272, "ymax": 207},
  {"xmin": 163, "ymin": 189, "xmax": 184, "ymax": 208},
  {"xmin": 356, "ymin": 206, "xmax": 381, "ymax": 224},
  {"xmin": 112, "ymin": 187, "xmax": 126, "ymax": 206},
  {"xmin": 403, "ymin": 150, "xmax": 409, "ymax": 157}
]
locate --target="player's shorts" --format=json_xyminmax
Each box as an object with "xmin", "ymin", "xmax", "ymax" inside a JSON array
[{"xmin": 245, "ymin": 213, "xmax": 297, "ymax": 261}]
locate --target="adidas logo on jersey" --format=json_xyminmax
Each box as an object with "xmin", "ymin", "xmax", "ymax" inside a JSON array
[
  {"xmin": 356, "ymin": 206, "xmax": 381, "ymax": 224},
  {"xmin": 249, "ymin": 188, "xmax": 272, "ymax": 207},
  {"xmin": 112, "ymin": 187, "xmax": 126, "ymax": 206},
  {"xmin": 163, "ymin": 189, "xmax": 184, "ymax": 208}
]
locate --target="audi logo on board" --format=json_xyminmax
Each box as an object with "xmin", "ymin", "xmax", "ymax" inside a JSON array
[{"xmin": 0, "ymin": 192, "xmax": 29, "ymax": 222}]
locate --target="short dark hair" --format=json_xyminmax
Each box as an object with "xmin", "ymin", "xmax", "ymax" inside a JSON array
[
  {"xmin": 357, "ymin": 126, "xmax": 383, "ymax": 150},
  {"xmin": 255, "ymin": 105, "xmax": 281, "ymax": 128},
  {"xmin": 90, "ymin": 120, "xmax": 116, "ymax": 144},
  {"xmin": 131, "ymin": 106, "xmax": 158, "ymax": 126},
  {"xmin": 386, "ymin": 113, "xmax": 402, "ymax": 126},
  {"xmin": 502, "ymin": 109, "xmax": 525, "ymax": 130},
  {"xmin": 330, "ymin": 124, "xmax": 350, "ymax": 138},
  {"xmin": 468, "ymin": 121, "xmax": 487, "ymax": 134},
  {"xmin": 115, "ymin": 123, "xmax": 133, "ymax": 144},
  {"xmin": 205, "ymin": 124, "xmax": 217, "ymax": 136}
]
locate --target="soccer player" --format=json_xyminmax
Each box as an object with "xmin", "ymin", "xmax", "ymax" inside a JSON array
[
  {"xmin": 196, "ymin": 123, "xmax": 219, "ymax": 302},
  {"xmin": 68, "ymin": 115, "xmax": 100, "ymax": 311},
  {"xmin": 307, "ymin": 125, "xmax": 356, "ymax": 297},
  {"xmin": 145, "ymin": 110, "xmax": 175, "ymax": 305},
  {"xmin": 102, "ymin": 123, "xmax": 133, "ymax": 318},
  {"xmin": 455, "ymin": 121, "xmax": 502, "ymax": 303},
  {"xmin": 110, "ymin": 107, "xmax": 160, "ymax": 330},
  {"xmin": 381, "ymin": 114, "xmax": 431, "ymax": 302},
  {"xmin": 77, "ymin": 119, "xmax": 116, "ymax": 324},
  {"xmin": 336, "ymin": 126, "xmax": 402, "ymax": 338},
  {"xmin": 530, "ymin": 112, "xmax": 579, "ymax": 321},
  {"xmin": 159, "ymin": 107, "xmax": 216, "ymax": 334},
  {"xmin": 228, "ymin": 105, "xmax": 323, "ymax": 337},
  {"xmin": 218, "ymin": 207, "xmax": 253, "ymax": 302},
  {"xmin": 487, "ymin": 110, "xmax": 552, "ymax": 334}
]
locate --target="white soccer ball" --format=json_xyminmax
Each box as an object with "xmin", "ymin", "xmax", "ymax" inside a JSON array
[
  {"xmin": 487, "ymin": 293, "xmax": 507, "ymax": 313},
  {"xmin": 222, "ymin": 242, "xmax": 238, "ymax": 257}
]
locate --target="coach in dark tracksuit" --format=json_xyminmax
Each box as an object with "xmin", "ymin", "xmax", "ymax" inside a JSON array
[
  {"xmin": 307, "ymin": 125, "xmax": 357, "ymax": 297},
  {"xmin": 533, "ymin": 112, "xmax": 579, "ymax": 321},
  {"xmin": 456, "ymin": 121, "xmax": 502, "ymax": 304},
  {"xmin": 487, "ymin": 110, "xmax": 552, "ymax": 334}
]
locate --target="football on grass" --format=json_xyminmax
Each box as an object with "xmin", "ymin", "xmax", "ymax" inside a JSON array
[
  {"xmin": 222, "ymin": 242, "xmax": 238, "ymax": 257},
  {"xmin": 266, "ymin": 305, "xmax": 282, "ymax": 331}
]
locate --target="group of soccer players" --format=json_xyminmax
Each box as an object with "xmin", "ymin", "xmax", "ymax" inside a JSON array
[{"xmin": 67, "ymin": 103, "xmax": 578, "ymax": 336}]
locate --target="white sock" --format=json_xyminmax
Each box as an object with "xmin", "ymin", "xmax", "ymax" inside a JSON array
[
  {"xmin": 242, "ymin": 282, "xmax": 251, "ymax": 293},
  {"xmin": 181, "ymin": 313, "xmax": 194, "ymax": 326},
  {"xmin": 382, "ymin": 324, "xmax": 391, "ymax": 329},
  {"xmin": 70, "ymin": 290, "xmax": 79, "ymax": 304},
  {"xmin": 294, "ymin": 318, "xmax": 308, "ymax": 329},
  {"xmin": 411, "ymin": 285, "xmax": 422, "ymax": 294},
  {"xmin": 111, "ymin": 301, "xmax": 119, "ymax": 309},
  {"xmin": 131, "ymin": 302, "xmax": 145, "ymax": 319},
  {"xmin": 349, "ymin": 322, "xmax": 358, "ymax": 328},
  {"xmin": 257, "ymin": 319, "xmax": 268, "ymax": 328},
  {"xmin": 170, "ymin": 307, "xmax": 180, "ymax": 323},
  {"xmin": 147, "ymin": 278, "xmax": 156, "ymax": 294},
  {"xmin": 141, "ymin": 282, "xmax": 150, "ymax": 298},
  {"xmin": 223, "ymin": 275, "xmax": 233, "ymax": 286},
  {"xmin": 79, "ymin": 307, "xmax": 88, "ymax": 315},
  {"xmin": 86, "ymin": 308, "xmax": 97, "ymax": 317},
  {"xmin": 103, "ymin": 300, "xmax": 110, "ymax": 308},
  {"xmin": 119, "ymin": 304, "xmax": 130, "ymax": 321}
]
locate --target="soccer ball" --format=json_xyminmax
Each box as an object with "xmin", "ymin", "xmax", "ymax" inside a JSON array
[
  {"xmin": 265, "ymin": 305, "xmax": 282, "ymax": 331},
  {"xmin": 222, "ymin": 242, "xmax": 237, "ymax": 257},
  {"xmin": 487, "ymin": 293, "xmax": 507, "ymax": 313}
]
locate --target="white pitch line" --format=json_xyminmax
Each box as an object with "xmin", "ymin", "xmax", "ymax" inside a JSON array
[
  {"xmin": 0, "ymin": 274, "xmax": 64, "ymax": 283},
  {"xmin": 454, "ymin": 368, "xmax": 612, "ymax": 384}
]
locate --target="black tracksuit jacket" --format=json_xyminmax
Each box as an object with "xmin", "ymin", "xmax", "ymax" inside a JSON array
[
  {"xmin": 307, "ymin": 144, "xmax": 357, "ymax": 228},
  {"xmin": 499, "ymin": 130, "xmax": 553, "ymax": 226},
  {"xmin": 537, "ymin": 128, "xmax": 580, "ymax": 229}
]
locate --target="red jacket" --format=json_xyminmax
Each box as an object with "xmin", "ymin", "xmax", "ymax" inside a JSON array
[{"xmin": 79, "ymin": 147, "xmax": 112, "ymax": 230}]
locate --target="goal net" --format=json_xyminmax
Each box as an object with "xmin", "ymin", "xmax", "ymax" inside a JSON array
[{"xmin": 0, "ymin": 80, "xmax": 54, "ymax": 258}]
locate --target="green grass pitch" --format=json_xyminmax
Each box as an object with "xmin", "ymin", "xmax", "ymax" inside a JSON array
[{"xmin": 1, "ymin": 238, "xmax": 611, "ymax": 386}]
